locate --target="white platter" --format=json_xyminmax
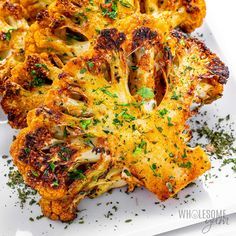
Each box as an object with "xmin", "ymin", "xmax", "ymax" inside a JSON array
[{"xmin": 0, "ymin": 7, "xmax": 236, "ymax": 236}]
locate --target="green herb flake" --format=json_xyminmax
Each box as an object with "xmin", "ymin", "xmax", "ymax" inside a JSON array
[
  {"xmin": 182, "ymin": 149, "xmax": 187, "ymax": 158},
  {"xmin": 171, "ymin": 91, "xmax": 180, "ymax": 100},
  {"xmin": 101, "ymin": 1, "xmax": 118, "ymax": 20},
  {"xmin": 29, "ymin": 199, "xmax": 37, "ymax": 205},
  {"xmin": 5, "ymin": 28, "xmax": 16, "ymax": 41},
  {"xmin": 52, "ymin": 179, "xmax": 59, "ymax": 187},
  {"xmin": 80, "ymin": 119, "xmax": 92, "ymax": 130},
  {"xmin": 68, "ymin": 169, "xmax": 86, "ymax": 180},
  {"xmin": 30, "ymin": 70, "xmax": 45, "ymax": 87},
  {"xmin": 100, "ymin": 87, "xmax": 118, "ymax": 98},
  {"xmin": 151, "ymin": 163, "xmax": 157, "ymax": 170},
  {"xmin": 137, "ymin": 87, "xmax": 155, "ymax": 99},
  {"xmin": 86, "ymin": 61, "xmax": 94, "ymax": 68},
  {"xmin": 125, "ymin": 219, "xmax": 132, "ymax": 223},
  {"xmin": 167, "ymin": 117, "xmax": 174, "ymax": 127},
  {"xmin": 124, "ymin": 169, "xmax": 131, "ymax": 176},
  {"xmin": 112, "ymin": 117, "xmax": 122, "ymax": 127},
  {"xmin": 179, "ymin": 161, "xmax": 192, "ymax": 169},
  {"xmin": 24, "ymin": 147, "xmax": 30, "ymax": 154},
  {"xmin": 31, "ymin": 170, "xmax": 39, "ymax": 177},
  {"xmin": 57, "ymin": 145, "xmax": 72, "ymax": 161},
  {"xmin": 133, "ymin": 140, "xmax": 147, "ymax": 156},
  {"xmin": 185, "ymin": 66, "xmax": 193, "ymax": 72},
  {"xmin": 150, "ymin": 163, "xmax": 161, "ymax": 177},
  {"xmin": 35, "ymin": 63, "xmax": 49, "ymax": 70},
  {"xmin": 133, "ymin": 146, "xmax": 142, "ymax": 156},
  {"xmin": 80, "ymin": 68, "xmax": 87, "ymax": 74},
  {"xmin": 49, "ymin": 162, "xmax": 56, "ymax": 172},
  {"xmin": 158, "ymin": 108, "xmax": 168, "ymax": 117},
  {"xmin": 121, "ymin": 111, "xmax": 136, "ymax": 121},
  {"xmin": 63, "ymin": 127, "xmax": 69, "ymax": 137}
]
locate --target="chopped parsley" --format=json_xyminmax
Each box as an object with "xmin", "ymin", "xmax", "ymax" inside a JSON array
[
  {"xmin": 171, "ymin": 91, "xmax": 180, "ymax": 100},
  {"xmin": 125, "ymin": 219, "xmax": 132, "ymax": 223},
  {"xmin": 86, "ymin": 61, "xmax": 94, "ymax": 68},
  {"xmin": 68, "ymin": 169, "xmax": 85, "ymax": 180},
  {"xmin": 137, "ymin": 87, "xmax": 155, "ymax": 99},
  {"xmin": 24, "ymin": 147, "xmax": 30, "ymax": 155},
  {"xmin": 124, "ymin": 169, "xmax": 131, "ymax": 176},
  {"xmin": 31, "ymin": 170, "xmax": 39, "ymax": 177},
  {"xmin": 150, "ymin": 163, "xmax": 161, "ymax": 177},
  {"xmin": 30, "ymin": 70, "xmax": 45, "ymax": 87},
  {"xmin": 57, "ymin": 145, "xmax": 72, "ymax": 161},
  {"xmin": 120, "ymin": 110, "xmax": 136, "ymax": 121},
  {"xmin": 100, "ymin": 86, "xmax": 118, "ymax": 98},
  {"xmin": 179, "ymin": 161, "xmax": 192, "ymax": 169},
  {"xmin": 192, "ymin": 114, "xmax": 236, "ymax": 173},
  {"xmin": 52, "ymin": 179, "xmax": 59, "ymax": 187},
  {"xmin": 112, "ymin": 117, "xmax": 122, "ymax": 127},
  {"xmin": 80, "ymin": 68, "xmax": 87, "ymax": 74},
  {"xmin": 151, "ymin": 163, "xmax": 157, "ymax": 170},
  {"xmin": 184, "ymin": 66, "xmax": 193, "ymax": 72},
  {"xmin": 167, "ymin": 117, "xmax": 174, "ymax": 127},
  {"xmin": 158, "ymin": 108, "xmax": 168, "ymax": 117},
  {"xmin": 80, "ymin": 119, "xmax": 92, "ymax": 130},
  {"xmin": 133, "ymin": 140, "xmax": 147, "ymax": 156},
  {"xmin": 101, "ymin": 1, "xmax": 118, "ymax": 20},
  {"xmin": 63, "ymin": 127, "xmax": 69, "ymax": 137},
  {"xmin": 49, "ymin": 162, "xmax": 56, "ymax": 172},
  {"xmin": 35, "ymin": 63, "xmax": 49, "ymax": 70},
  {"xmin": 182, "ymin": 149, "xmax": 187, "ymax": 158},
  {"xmin": 5, "ymin": 28, "xmax": 16, "ymax": 41}
]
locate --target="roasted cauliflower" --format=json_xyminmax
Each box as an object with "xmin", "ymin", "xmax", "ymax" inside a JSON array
[
  {"xmin": 10, "ymin": 13, "xmax": 228, "ymax": 221},
  {"xmin": 1, "ymin": 0, "xmax": 207, "ymax": 128}
]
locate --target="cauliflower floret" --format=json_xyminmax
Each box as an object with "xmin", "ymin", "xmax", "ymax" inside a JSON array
[{"xmin": 10, "ymin": 15, "xmax": 228, "ymax": 221}]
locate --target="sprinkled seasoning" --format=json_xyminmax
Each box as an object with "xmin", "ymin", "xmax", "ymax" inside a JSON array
[
  {"xmin": 191, "ymin": 113, "xmax": 236, "ymax": 172},
  {"xmin": 125, "ymin": 219, "xmax": 132, "ymax": 223},
  {"xmin": 2, "ymin": 156, "xmax": 38, "ymax": 209}
]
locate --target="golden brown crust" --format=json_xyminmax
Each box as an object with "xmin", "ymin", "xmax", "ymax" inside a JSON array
[
  {"xmin": 144, "ymin": 0, "xmax": 206, "ymax": 32},
  {"xmin": 1, "ymin": 53, "xmax": 62, "ymax": 128}
]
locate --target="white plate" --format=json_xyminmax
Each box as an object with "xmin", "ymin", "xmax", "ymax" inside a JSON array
[{"xmin": 1, "ymin": 17, "xmax": 236, "ymax": 236}]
